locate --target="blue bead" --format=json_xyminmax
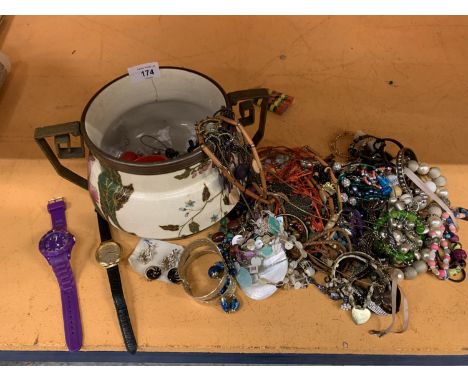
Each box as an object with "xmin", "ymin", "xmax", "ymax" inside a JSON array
[
  {"xmin": 219, "ymin": 278, "xmax": 231, "ymax": 295},
  {"xmin": 220, "ymin": 297, "xmax": 230, "ymax": 313},
  {"xmin": 230, "ymin": 297, "xmax": 240, "ymax": 312},
  {"xmin": 220, "ymin": 296, "xmax": 240, "ymax": 313},
  {"xmin": 377, "ymin": 175, "xmax": 390, "ymax": 187},
  {"xmin": 208, "ymin": 262, "xmax": 224, "ymax": 279}
]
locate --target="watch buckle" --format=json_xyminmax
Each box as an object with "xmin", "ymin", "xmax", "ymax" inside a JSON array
[{"xmin": 48, "ymin": 196, "xmax": 65, "ymax": 205}]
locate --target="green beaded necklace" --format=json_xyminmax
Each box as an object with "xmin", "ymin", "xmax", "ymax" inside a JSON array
[{"xmin": 374, "ymin": 210, "xmax": 425, "ymax": 264}]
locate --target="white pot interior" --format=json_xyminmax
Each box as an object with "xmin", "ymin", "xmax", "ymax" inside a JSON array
[{"xmin": 84, "ymin": 68, "xmax": 227, "ymax": 158}]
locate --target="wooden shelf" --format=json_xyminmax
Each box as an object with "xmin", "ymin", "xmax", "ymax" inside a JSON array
[{"xmin": 1, "ymin": 16, "xmax": 467, "ymax": 356}]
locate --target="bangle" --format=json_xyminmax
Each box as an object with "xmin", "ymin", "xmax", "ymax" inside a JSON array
[
  {"xmin": 396, "ymin": 147, "xmax": 418, "ymax": 196},
  {"xmin": 177, "ymin": 239, "xmax": 238, "ymax": 311}
]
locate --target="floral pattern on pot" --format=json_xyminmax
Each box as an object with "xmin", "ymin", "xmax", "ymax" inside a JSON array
[
  {"xmin": 160, "ymin": 183, "xmax": 224, "ymax": 237},
  {"xmin": 87, "ymin": 155, "xmax": 236, "ymax": 239},
  {"xmin": 97, "ymin": 163, "xmax": 134, "ymax": 230}
]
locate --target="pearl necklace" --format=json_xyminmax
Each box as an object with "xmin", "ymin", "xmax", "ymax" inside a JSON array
[{"xmin": 405, "ymin": 160, "xmax": 449, "ymax": 201}]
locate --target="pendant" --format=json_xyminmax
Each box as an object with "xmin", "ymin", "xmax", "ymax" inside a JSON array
[{"xmin": 351, "ymin": 307, "xmax": 371, "ymax": 325}]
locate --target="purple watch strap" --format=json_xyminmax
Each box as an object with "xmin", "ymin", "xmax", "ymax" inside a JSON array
[
  {"xmin": 48, "ymin": 198, "xmax": 67, "ymax": 231},
  {"xmin": 49, "ymin": 254, "xmax": 82, "ymax": 352}
]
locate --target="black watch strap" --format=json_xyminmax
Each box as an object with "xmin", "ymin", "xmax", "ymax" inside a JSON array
[
  {"xmin": 97, "ymin": 210, "xmax": 113, "ymax": 241},
  {"xmin": 96, "ymin": 210, "xmax": 137, "ymax": 354},
  {"xmin": 106, "ymin": 265, "xmax": 137, "ymax": 354}
]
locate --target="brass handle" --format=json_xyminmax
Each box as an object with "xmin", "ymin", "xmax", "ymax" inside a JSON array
[
  {"xmin": 34, "ymin": 121, "xmax": 88, "ymax": 190},
  {"xmin": 227, "ymin": 88, "xmax": 270, "ymax": 145}
]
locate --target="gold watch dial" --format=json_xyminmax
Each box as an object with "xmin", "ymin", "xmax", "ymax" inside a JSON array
[{"xmin": 96, "ymin": 241, "xmax": 121, "ymax": 268}]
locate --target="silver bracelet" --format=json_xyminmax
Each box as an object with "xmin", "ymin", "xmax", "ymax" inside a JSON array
[{"xmin": 178, "ymin": 238, "xmax": 235, "ymax": 303}]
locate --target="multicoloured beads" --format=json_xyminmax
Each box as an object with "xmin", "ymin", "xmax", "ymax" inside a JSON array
[{"xmin": 422, "ymin": 212, "xmax": 466, "ymax": 280}]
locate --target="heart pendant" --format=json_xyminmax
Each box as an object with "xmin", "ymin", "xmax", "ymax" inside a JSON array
[{"xmin": 351, "ymin": 307, "xmax": 371, "ymax": 325}]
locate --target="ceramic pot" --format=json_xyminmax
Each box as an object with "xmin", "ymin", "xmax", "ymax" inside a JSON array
[{"xmin": 35, "ymin": 66, "xmax": 269, "ymax": 239}]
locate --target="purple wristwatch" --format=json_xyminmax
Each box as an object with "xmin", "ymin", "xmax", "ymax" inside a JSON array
[{"xmin": 38, "ymin": 197, "xmax": 83, "ymax": 352}]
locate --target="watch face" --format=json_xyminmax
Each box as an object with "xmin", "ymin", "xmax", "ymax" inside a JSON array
[
  {"xmin": 96, "ymin": 241, "xmax": 121, "ymax": 268},
  {"xmin": 39, "ymin": 230, "xmax": 74, "ymax": 255}
]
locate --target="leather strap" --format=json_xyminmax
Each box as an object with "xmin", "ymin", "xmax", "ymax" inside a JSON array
[
  {"xmin": 48, "ymin": 198, "xmax": 67, "ymax": 231},
  {"xmin": 96, "ymin": 210, "xmax": 137, "ymax": 354},
  {"xmin": 97, "ymin": 210, "xmax": 112, "ymax": 241},
  {"xmin": 106, "ymin": 266, "xmax": 137, "ymax": 354},
  {"xmin": 49, "ymin": 254, "xmax": 82, "ymax": 351}
]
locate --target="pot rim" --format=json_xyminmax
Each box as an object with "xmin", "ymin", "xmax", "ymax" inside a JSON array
[{"xmin": 80, "ymin": 66, "xmax": 229, "ymax": 175}]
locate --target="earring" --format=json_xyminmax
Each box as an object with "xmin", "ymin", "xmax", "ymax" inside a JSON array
[
  {"xmin": 161, "ymin": 249, "xmax": 180, "ymax": 271},
  {"xmin": 145, "ymin": 266, "xmax": 162, "ymax": 281},
  {"xmin": 220, "ymin": 295, "xmax": 241, "ymax": 313},
  {"xmin": 167, "ymin": 268, "xmax": 181, "ymax": 284},
  {"xmin": 138, "ymin": 241, "xmax": 155, "ymax": 264}
]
